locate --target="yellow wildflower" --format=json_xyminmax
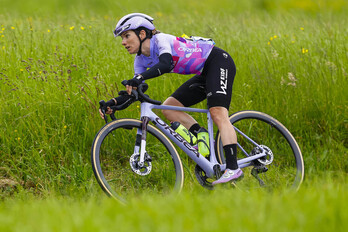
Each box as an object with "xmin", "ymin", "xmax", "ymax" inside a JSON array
[
  {"xmin": 11, "ymin": 27, "xmax": 15, "ymax": 30},
  {"xmin": 300, "ymin": 27, "xmax": 304, "ymax": 31},
  {"xmin": 80, "ymin": 26, "xmax": 85, "ymax": 30},
  {"xmin": 64, "ymin": 125, "xmax": 67, "ymax": 129},
  {"xmin": 273, "ymin": 35, "xmax": 277, "ymax": 39},
  {"xmin": 302, "ymin": 48, "xmax": 309, "ymax": 54},
  {"xmin": 70, "ymin": 26, "xmax": 75, "ymax": 30},
  {"xmin": 267, "ymin": 41, "xmax": 271, "ymax": 45},
  {"xmin": 1, "ymin": 35, "xmax": 4, "ymax": 38},
  {"xmin": 270, "ymin": 37, "xmax": 273, "ymax": 41},
  {"xmin": 17, "ymin": 137, "xmax": 20, "ymax": 141},
  {"xmin": 1, "ymin": 28, "xmax": 5, "ymax": 31},
  {"xmin": 47, "ymin": 29, "xmax": 51, "ymax": 33},
  {"xmin": 20, "ymin": 69, "xmax": 23, "ymax": 72}
]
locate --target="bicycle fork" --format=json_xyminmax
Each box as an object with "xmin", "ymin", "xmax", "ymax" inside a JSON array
[{"xmin": 134, "ymin": 116, "xmax": 150, "ymax": 167}]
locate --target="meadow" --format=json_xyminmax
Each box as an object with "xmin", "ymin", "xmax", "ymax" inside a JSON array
[{"xmin": 0, "ymin": 0, "xmax": 347, "ymax": 231}]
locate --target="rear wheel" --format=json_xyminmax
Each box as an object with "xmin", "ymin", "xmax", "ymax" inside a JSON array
[
  {"xmin": 215, "ymin": 111, "xmax": 304, "ymax": 191},
  {"xmin": 91, "ymin": 119, "xmax": 184, "ymax": 203}
]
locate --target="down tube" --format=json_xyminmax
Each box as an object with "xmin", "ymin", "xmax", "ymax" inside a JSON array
[{"xmin": 150, "ymin": 116, "xmax": 216, "ymax": 178}]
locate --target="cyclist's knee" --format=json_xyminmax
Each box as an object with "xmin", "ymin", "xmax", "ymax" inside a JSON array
[{"xmin": 209, "ymin": 107, "xmax": 229, "ymax": 126}]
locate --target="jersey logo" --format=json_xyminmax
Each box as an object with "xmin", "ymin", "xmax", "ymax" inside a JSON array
[
  {"xmin": 178, "ymin": 47, "xmax": 203, "ymax": 53},
  {"xmin": 216, "ymin": 68, "xmax": 228, "ymax": 95}
]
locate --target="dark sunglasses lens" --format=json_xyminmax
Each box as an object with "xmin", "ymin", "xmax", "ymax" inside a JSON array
[{"xmin": 114, "ymin": 29, "xmax": 120, "ymax": 36}]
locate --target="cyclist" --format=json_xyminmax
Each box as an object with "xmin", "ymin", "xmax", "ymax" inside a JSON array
[{"xmin": 104, "ymin": 13, "xmax": 243, "ymax": 185}]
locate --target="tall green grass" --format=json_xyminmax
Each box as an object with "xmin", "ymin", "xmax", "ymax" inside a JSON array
[
  {"xmin": 1, "ymin": 175, "xmax": 347, "ymax": 232},
  {"xmin": 0, "ymin": 0, "xmax": 347, "ymax": 225}
]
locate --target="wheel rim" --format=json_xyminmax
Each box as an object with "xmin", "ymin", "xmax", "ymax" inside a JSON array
[
  {"xmin": 216, "ymin": 111, "xmax": 304, "ymax": 191},
  {"xmin": 92, "ymin": 120, "xmax": 183, "ymax": 202}
]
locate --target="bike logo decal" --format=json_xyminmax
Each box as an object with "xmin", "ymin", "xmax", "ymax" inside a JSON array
[{"xmin": 155, "ymin": 117, "xmax": 200, "ymax": 157}]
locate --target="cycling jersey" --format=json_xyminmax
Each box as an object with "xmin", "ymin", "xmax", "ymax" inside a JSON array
[
  {"xmin": 171, "ymin": 46, "xmax": 236, "ymax": 109},
  {"xmin": 134, "ymin": 33, "xmax": 215, "ymax": 76}
]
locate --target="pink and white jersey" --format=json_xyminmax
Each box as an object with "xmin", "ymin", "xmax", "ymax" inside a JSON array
[{"xmin": 134, "ymin": 33, "xmax": 215, "ymax": 76}]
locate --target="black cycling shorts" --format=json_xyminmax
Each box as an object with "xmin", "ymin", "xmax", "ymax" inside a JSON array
[{"xmin": 171, "ymin": 46, "xmax": 236, "ymax": 109}]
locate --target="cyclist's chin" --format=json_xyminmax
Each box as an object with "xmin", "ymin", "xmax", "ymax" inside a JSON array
[{"xmin": 128, "ymin": 49, "xmax": 138, "ymax": 55}]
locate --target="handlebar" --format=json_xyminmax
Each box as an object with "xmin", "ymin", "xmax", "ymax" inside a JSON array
[
  {"xmin": 121, "ymin": 80, "xmax": 162, "ymax": 105},
  {"xmin": 99, "ymin": 80, "xmax": 162, "ymax": 123}
]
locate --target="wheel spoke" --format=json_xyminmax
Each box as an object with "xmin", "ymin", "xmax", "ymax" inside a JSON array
[
  {"xmin": 91, "ymin": 120, "xmax": 184, "ymax": 202},
  {"xmin": 215, "ymin": 111, "xmax": 304, "ymax": 191}
]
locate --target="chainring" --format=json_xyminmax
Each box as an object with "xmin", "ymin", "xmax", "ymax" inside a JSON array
[{"xmin": 194, "ymin": 165, "xmax": 214, "ymax": 190}]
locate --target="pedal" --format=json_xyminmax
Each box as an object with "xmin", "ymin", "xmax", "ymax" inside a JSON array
[{"xmin": 251, "ymin": 166, "xmax": 268, "ymax": 187}]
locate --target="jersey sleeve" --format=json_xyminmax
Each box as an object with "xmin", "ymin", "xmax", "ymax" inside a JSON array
[
  {"xmin": 134, "ymin": 56, "xmax": 147, "ymax": 76},
  {"xmin": 155, "ymin": 33, "xmax": 173, "ymax": 56}
]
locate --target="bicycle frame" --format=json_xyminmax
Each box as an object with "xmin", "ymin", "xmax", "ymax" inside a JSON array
[{"xmin": 136, "ymin": 102, "xmax": 267, "ymax": 178}]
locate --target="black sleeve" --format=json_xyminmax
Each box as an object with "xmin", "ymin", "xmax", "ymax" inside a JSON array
[{"xmin": 140, "ymin": 53, "xmax": 173, "ymax": 80}]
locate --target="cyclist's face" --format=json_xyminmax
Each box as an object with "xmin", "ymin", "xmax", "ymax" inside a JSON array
[{"xmin": 121, "ymin": 30, "xmax": 140, "ymax": 54}]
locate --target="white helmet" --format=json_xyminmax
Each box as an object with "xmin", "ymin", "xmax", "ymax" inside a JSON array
[{"xmin": 113, "ymin": 13, "xmax": 155, "ymax": 37}]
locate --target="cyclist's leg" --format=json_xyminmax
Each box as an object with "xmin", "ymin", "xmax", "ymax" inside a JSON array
[
  {"xmin": 162, "ymin": 75, "xmax": 206, "ymax": 129},
  {"xmin": 209, "ymin": 107, "xmax": 236, "ymax": 145},
  {"xmin": 162, "ymin": 97, "xmax": 197, "ymax": 129},
  {"xmin": 202, "ymin": 47, "xmax": 242, "ymax": 184},
  {"xmin": 204, "ymin": 47, "xmax": 236, "ymax": 146}
]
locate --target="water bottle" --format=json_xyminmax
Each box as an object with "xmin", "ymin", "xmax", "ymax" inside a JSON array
[
  {"xmin": 170, "ymin": 122, "xmax": 197, "ymax": 145},
  {"xmin": 197, "ymin": 127, "xmax": 210, "ymax": 156}
]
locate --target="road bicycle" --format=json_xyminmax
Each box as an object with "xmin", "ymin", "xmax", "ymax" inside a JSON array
[{"xmin": 91, "ymin": 82, "xmax": 304, "ymax": 203}]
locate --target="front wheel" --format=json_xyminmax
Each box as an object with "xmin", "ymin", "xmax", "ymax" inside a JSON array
[
  {"xmin": 215, "ymin": 111, "xmax": 304, "ymax": 191},
  {"xmin": 91, "ymin": 119, "xmax": 184, "ymax": 203}
]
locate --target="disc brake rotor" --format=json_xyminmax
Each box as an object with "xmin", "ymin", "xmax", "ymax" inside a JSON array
[
  {"xmin": 251, "ymin": 145, "xmax": 274, "ymax": 166},
  {"xmin": 129, "ymin": 153, "xmax": 152, "ymax": 176}
]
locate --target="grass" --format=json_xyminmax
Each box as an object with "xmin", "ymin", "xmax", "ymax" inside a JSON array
[
  {"xmin": 0, "ymin": 175, "xmax": 347, "ymax": 232},
  {"xmin": 0, "ymin": 0, "xmax": 347, "ymax": 230}
]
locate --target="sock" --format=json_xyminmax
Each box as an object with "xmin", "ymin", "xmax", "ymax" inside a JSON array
[
  {"xmin": 223, "ymin": 144, "xmax": 238, "ymax": 170},
  {"xmin": 189, "ymin": 123, "xmax": 201, "ymax": 137}
]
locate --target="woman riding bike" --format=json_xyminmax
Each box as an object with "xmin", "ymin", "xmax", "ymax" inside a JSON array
[{"xmin": 100, "ymin": 13, "xmax": 242, "ymax": 185}]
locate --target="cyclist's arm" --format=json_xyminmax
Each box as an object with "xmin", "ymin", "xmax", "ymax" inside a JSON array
[{"xmin": 140, "ymin": 53, "xmax": 173, "ymax": 80}]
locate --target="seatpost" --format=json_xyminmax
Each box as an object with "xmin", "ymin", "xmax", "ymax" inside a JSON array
[{"xmin": 207, "ymin": 111, "xmax": 218, "ymax": 164}]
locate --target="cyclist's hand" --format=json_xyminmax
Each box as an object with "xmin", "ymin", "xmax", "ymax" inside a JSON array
[
  {"xmin": 99, "ymin": 98, "xmax": 116, "ymax": 119},
  {"xmin": 126, "ymin": 75, "xmax": 144, "ymax": 95},
  {"xmin": 99, "ymin": 107, "xmax": 113, "ymax": 119}
]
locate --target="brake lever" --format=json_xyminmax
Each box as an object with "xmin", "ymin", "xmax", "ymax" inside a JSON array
[{"xmin": 99, "ymin": 100, "xmax": 108, "ymax": 123}]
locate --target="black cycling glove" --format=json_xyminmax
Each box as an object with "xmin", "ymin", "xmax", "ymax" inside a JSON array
[{"xmin": 126, "ymin": 75, "xmax": 144, "ymax": 87}]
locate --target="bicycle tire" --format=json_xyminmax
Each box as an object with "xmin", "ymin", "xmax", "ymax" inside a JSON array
[
  {"xmin": 91, "ymin": 119, "xmax": 184, "ymax": 203},
  {"xmin": 214, "ymin": 111, "xmax": 304, "ymax": 191}
]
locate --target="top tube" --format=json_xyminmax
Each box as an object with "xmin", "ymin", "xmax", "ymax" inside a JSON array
[{"xmin": 150, "ymin": 104, "xmax": 209, "ymax": 113}]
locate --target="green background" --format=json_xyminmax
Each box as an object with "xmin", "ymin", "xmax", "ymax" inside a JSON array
[{"xmin": 0, "ymin": 0, "xmax": 347, "ymax": 231}]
